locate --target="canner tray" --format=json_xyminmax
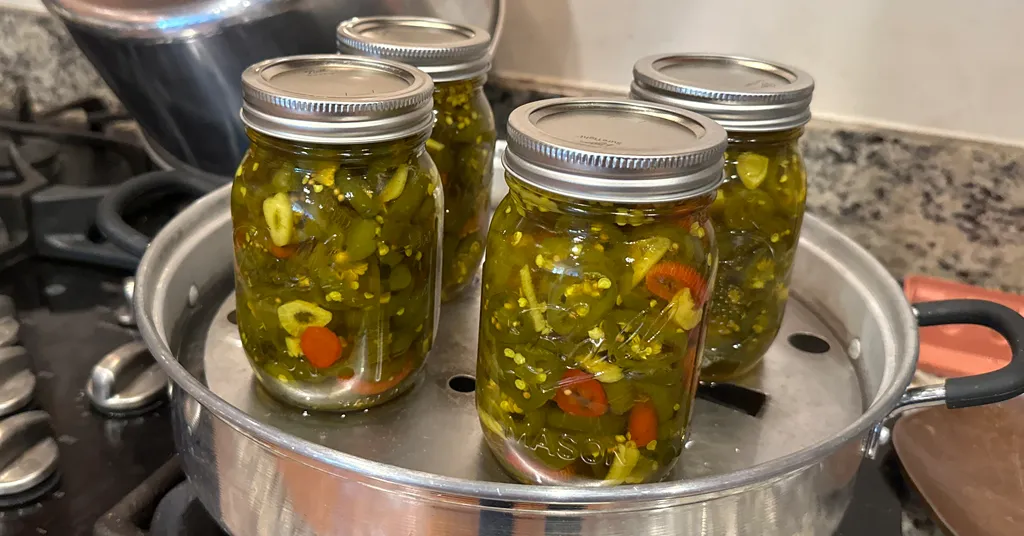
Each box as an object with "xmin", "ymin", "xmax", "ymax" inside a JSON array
[{"xmin": 173, "ymin": 221, "xmax": 863, "ymax": 484}]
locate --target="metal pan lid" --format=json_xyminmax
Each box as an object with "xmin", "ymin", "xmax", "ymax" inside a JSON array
[
  {"xmin": 503, "ymin": 97, "xmax": 727, "ymax": 203},
  {"xmin": 336, "ymin": 16, "xmax": 492, "ymax": 82},
  {"xmin": 240, "ymin": 54, "xmax": 435, "ymax": 144},
  {"xmin": 631, "ymin": 53, "xmax": 815, "ymax": 132}
]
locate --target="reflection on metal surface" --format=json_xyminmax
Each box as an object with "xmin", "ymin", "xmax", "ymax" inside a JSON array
[
  {"xmin": 87, "ymin": 341, "xmax": 167, "ymax": 416},
  {"xmin": 863, "ymin": 384, "xmax": 947, "ymax": 460},
  {"xmin": 488, "ymin": 139, "xmax": 507, "ymax": 208},
  {"xmin": 0, "ymin": 346, "xmax": 35, "ymax": 418},
  {"xmin": 0, "ymin": 411, "xmax": 59, "ymax": 502},
  {"xmin": 114, "ymin": 277, "xmax": 136, "ymax": 327}
]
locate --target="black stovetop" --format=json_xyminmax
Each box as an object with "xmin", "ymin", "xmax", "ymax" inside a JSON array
[{"xmin": 0, "ymin": 260, "xmax": 175, "ymax": 535}]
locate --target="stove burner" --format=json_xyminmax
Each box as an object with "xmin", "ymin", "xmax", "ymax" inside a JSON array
[
  {"xmin": 0, "ymin": 84, "xmax": 156, "ymax": 271},
  {"xmin": 0, "ymin": 139, "xmax": 59, "ymax": 186}
]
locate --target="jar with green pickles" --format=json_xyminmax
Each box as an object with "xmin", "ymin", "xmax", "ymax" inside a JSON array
[
  {"xmin": 337, "ymin": 16, "xmax": 497, "ymax": 301},
  {"xmin": 631, "ymin": 54, "xmax": 816, "ymax": 381},
  {"xmin": 477, "ymin": 98, "xmax": 728, "ymax": 486},
  {"xmin": 231, "ymin": 55, "xmax": 442, "ymax": 411}
]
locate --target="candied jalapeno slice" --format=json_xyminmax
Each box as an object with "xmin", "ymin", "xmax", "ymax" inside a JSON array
[
  {"xmin": 299, "ymin": 326, "xmax": 346, "ymax": 368},
  {"xmin": 490, "ymin": 345, "xmax": 561, "ymax": 412},
  {"xmin": 262, "ymin": 193, "xmax": 294, "ymax": 247},
  {"xmin": 338, "ymin": 218, "xmax": 378, "ymax": 262},
  {"xmin": 483, "ymin": 290, "xmax": 537, "ymax": 344},
  {"xmin": 736, "ymin": 152, "xmax": 769, "ymax": 189},
  {"xmin": 554, "ymin": 369, "xmax": 608, "ymax": 417},
  {"xmin": 277, "ymin": 300, "xmax": 332, "ymax": 337},
  {"xmin": 645, "ymin": 261, "xmax": 707, "ymax": 303},
  {"xmin": 628, "ymin": 236, "xmax": 672, "ymax": 288},
  {"xmin": 627, "ymin": 400, "xmax": 658, "ymax": 448},
  {"xmin": 335, "ymin": 169, "xmax": 381, "ymax": 219},
  {"xmin": 604, "ymin": 380, "xmax": 636, "ymax": 415}
]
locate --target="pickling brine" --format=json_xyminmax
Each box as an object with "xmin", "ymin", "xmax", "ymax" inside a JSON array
[
  {"xmin": 703, "ymin": 129, "xmax": 806, "ymax": 379},
  {"xmin": 476, "ymin": 97, "xmax": 727, "ymax": 486},
  {"xmin": 429, "ymin": 77, "xmax": 496, "ymax": 300},
  {"xmin": 232, "ymin": 54, "xmax": 440, "ymax": 411},
  {"xmin": 232, "ymin": 132, "xmax": 441, "ymax": 410},
  {"xmin": 631, "ymin": 53, "xmax": 815, "ymax": 381},
  {"xmin": 477, "ymin": 177, "xmax": 716, "ymax": 485},
  {"xmin": 336, "ymin": 16, "xmax": 497, "ymax": 301}
]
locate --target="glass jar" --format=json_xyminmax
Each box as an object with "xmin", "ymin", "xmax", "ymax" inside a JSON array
[
  {"xmin": 337, "ymin": 17, "xmax": 497, "ymax": 301},
  {"xmin": 631, "ymin": 54, "xmax": 815, "ymax": 381},
  {"xmin": 232, "ymin": 55, "xmax": 442, "ymax": 411},
  {"xmin": 477, "ymin": 98, "xmax": 727, "ymax": 486}
]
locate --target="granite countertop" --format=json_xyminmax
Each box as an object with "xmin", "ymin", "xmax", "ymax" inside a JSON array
[
  {"xmin": 487, "ymin": 83, "xmax": 1024, "ymax": 296},
  {"xmin": 802, "ymin": 121, "xmax": 1024, "ymax": 294}
]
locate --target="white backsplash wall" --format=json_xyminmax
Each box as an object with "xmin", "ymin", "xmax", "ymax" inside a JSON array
[{"xmin": 492, "ymin": 0, "xmax": 1024, "ymax": 146}]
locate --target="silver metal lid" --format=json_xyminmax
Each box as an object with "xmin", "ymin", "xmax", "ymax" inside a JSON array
[
  {"xmin": 631, "ymin": 53, "xmax": 815, "ymax": 132},
  {"xmin": 240, "ymin": 55, "xmax": 435, "ymax": 144},
  {"xmin": 502, "ymin": 97, "xmax": 727, "ymax": 203},
  {"xmin": 337, "ymin": 16, "xmax": 492, "ymax": 82}
]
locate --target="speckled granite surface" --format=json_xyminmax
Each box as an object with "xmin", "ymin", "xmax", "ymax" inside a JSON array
[
  {"xmin": 487, "ymin": 83, "xmax": 1024, "ymax": 295},
  {"xmin": 0, "ymin": 9, "xmax": 117, "ymax": 112},
  {"xmin": 802, "ymin": 122, "xmax": 1024, "ymax": 294}
]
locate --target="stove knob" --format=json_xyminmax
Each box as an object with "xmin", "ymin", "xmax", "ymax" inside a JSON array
[
  {"xmin": 87, "ymin": 340, "xmax": 167, "ymax": 416},
  {"xmin": 0, "ymin": 295, "xmax": 18, "ymax": 348},
  {"xmin": 0, "ymin": 410, "xmax": 59, "ymax": 507},
  {"xmin": 0, "ymin": 346, "xmax": 34, "ymax": 418}
]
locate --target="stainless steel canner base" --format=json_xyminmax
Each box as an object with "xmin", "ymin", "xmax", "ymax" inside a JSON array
[
  {"xmin": 140, "ymin": 183, "xmax": 918, "ymax": 535},
  {"xmin": 186, "ymin": 278, "xmax": 862, "ymax": 485}
]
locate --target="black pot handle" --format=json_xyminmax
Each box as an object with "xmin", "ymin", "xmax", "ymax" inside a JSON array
[
  {"xmin": 914, "ymin": 299, "xmax": 1024, "ymax": 408},
  {"xmin": 96, "ymin": 170, "xmax": 220, "ymax": 259}
]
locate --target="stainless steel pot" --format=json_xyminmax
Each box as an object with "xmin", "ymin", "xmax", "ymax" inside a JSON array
[
  {"xmin": 134, "ymin": 181, "xmax": 1024, "ymax": 535},
  {"xmin": 42, "ymin": 0, "xmax": 505, "ymax": 178}
]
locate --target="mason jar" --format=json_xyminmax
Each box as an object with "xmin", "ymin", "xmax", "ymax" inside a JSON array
[
  {"xmin": 477, "ymin": 97, "xmax": 727, "ymax": 486},
  {"xmin": 631, "ymin": 54, "xmax": 815, "ymax": 382},
  {"xmin": 338, "ymin": 16, "xmax": 497, "ymax": 301},
  {"xmin": 231, "ymin": 55, "xmax": 442, "ymax": 411}
]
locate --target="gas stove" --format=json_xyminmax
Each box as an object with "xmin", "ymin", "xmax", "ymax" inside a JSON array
[{"xmin": 0, "ymin": 90, "xmax": 939, "ymax": 536}]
